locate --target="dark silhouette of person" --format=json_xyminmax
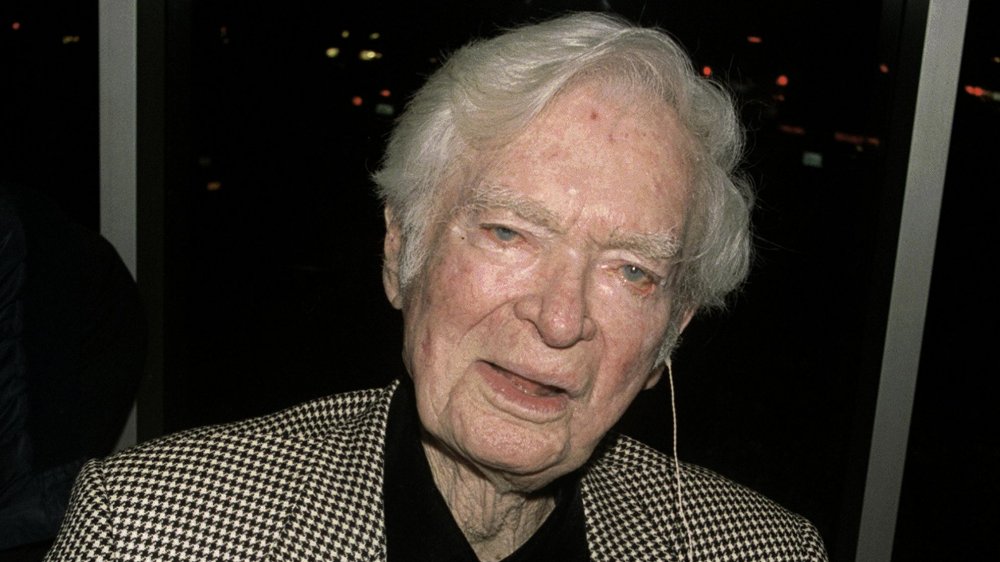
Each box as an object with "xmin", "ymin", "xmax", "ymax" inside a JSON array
[{"xmin": 1, "ymin": 183, "xmax": 145, "ymax": 558}]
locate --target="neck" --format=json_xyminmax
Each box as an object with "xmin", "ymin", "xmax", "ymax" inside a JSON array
[{"xmin": 421, "ymin": 435, "xmax": 556, "ymax": 561}]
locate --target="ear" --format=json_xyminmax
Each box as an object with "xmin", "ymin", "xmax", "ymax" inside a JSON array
[
  {"xmin": 382, "ymin": 207, "xmax": 404, "ymax": 310},
  {"xmin": 642, "ymin": 307, "xmax": 697, "ymax": 390}
]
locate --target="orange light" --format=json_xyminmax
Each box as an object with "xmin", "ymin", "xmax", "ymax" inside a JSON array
[
  {"xmin": 379, "ymin": 89, "xmax": 391, "ymax": 98},
  {"xmin": 776, "ymin": 74, "xmax": 789, "ymax": 87},
  {"xmin": 964, "ymin": 85, "xmax": 985, "ymax": 97},
  {"xmin": 834, "ymin": 131, "xmax": 865, "ymax": 145},
  {"xmin": 778, "ymin": 124, "xmax": 805, "ymax": 136},
  {"xmin": 747, "ymin": 36, "xmax": 763, "ymax": 44},
  {"xmin": 879, "ymin": 63, "xmax": 889, "ymax": 74},
  {"xmin": 701, "ymin": 65, "xmax": 712, "ymax": 77},
  {"xmin": 12, "ymin": 21, "xmax": 21, "ymax": 30},
  {"xmin": 206, "ymin": 181, "xmax": 222, "ymax": 192},
  {"xmin": 351, "ymin": 96, "xmax": 363, "ymax": 107}
]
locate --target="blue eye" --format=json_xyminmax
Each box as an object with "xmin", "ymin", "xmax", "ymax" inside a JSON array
[
  {"xmin": 621, "ymin": 264, "xmax": 650, "ymax": 284},
  {"xmin": 489, "ymin": 226, "xmax": 519, "ymax": 242}
]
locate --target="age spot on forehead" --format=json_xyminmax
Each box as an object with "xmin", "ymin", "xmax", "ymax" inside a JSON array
[
  {"xmin": 589, "ymin": 109, "xmax": 599, "ymax": 121},
  {"xmin": 542, "ymin": 145, "xmax": 564, "ymax": 161},
  {"xmin": 606, "ymin": 131, "xmax": 630, "ymax": 144}
]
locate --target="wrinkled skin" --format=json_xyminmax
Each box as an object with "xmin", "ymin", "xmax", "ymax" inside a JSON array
[{"xmin": 384, "ymin": 82, "xmax": 695, "ymax": 493}]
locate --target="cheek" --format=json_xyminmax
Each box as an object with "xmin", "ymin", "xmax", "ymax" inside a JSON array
[
  {"xmin": 599, "ymin": 294, "xmax": 670, "ymax": 359},
  {"xmin": 417, "ymin": 251, "xmax": 479, "ymax": 322},
  {"xmin": 408, "ymin": 242, "xmax": 516, "ymax": 370},
  {"xmin": 602, "ymin": 343, "xmax": 656, "ymax": 398},
  {"xmin": 589, "ymin": 303, "xmax": 669, "ymax": 398},
  {"xmin": 433, "ymin": 245, "xmax": 525, "ymax": 314}
]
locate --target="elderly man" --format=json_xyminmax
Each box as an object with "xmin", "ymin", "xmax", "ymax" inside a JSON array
[{"xmin": 46, "ymin": 12, "xmax": 827, "ymax": 562}]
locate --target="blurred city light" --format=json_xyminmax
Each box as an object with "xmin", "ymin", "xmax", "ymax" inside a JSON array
[
  {"xmin": 369, "ymin": 32, "xmax": 380, "ymax": 40},
  {"xmin": 701, "ymin": 65, "xmax": 712, "ymax": 77},
  {"xmin": 834, "ymin": 131, "xmax": 880, "ymax": 147},
  {"xmin": 965, "ymin": 84, "xmax": 985, "ymax": 97},
  {"xmin": 879, "ymin": 63, "xmax": 890, "ymax": 74},
  {"xmin": 62, "ymin": 35, "xmax": 81, "ymax": 44},
  {"xmin": 778, "ymin": 124, "xmax": 805, "ymax": 135},
  {"xmin": 802, "ymin": 151, "xmax": 823, "ymax": 168},
  {"xmin": 747, "ymin": 35, "xmax": 763, "ymax": 44},
  {"xmin": 776, "ymin": 74, "xmax": 789, "ymax": 87},
  {"xmin": 379, "ymin": 89, "xmax": 391, "ymax": 97},
  {"xmin": 358, "ymin": 50, "xmax": 382, "ymax": 61},
  {"xmin": 12, "ymin": 21, "xmax": 21, "ymax": 30},
  {"xmin": 351, "ymin": 96, "xmax": 363, "ymax": 107},
  {"xmin": 325, "ymin": 47, "xmax": 340, "ymax": 58},
  {"xmin": 963, "ymin": 84, "xmax": 1000, "ymax": 102},
  {"xmin": 340, "ymin": 30, "xmax": 350, "ymax": 39},
  {"xmin": 206, "ymin": 181, "xmax": 222, "ymax": 192}
]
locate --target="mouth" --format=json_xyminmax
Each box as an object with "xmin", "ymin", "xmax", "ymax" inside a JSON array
[
  {"xmin": 478, "ymin": 361, "xmax": 572, "ymax": 419},
  {"xmin": 491, "ymin": 363, "xmax": 565, "ymax": 397}
]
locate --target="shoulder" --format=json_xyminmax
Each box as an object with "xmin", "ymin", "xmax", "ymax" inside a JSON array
[
  {"xmin": 219, "ymin": 383, "xmax": 397, "ymax": 439},
  {"xmin": 101, "ymin": 383, "xmax": 396, "ymax": 482},
  {"xmin": 582, "ymin": 433, "xmax": 828, "ymax": 562},
  {"xmin": 53, "ymin": 383, "xmax": 397, "ymax": 561}
]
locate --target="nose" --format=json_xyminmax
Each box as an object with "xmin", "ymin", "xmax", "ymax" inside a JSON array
[{"xmin": 513, "ymin": 255, "xmax": 597, "ymax": 348}]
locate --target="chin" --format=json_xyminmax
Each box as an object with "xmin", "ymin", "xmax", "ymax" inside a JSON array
[{"xmin": 456, "ymin": 419, "xmax": 584, "ymax": 490}]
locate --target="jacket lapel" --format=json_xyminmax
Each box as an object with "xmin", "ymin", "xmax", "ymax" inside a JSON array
[
  {"xmin": 580, "ymin": 436, "xmax": 683, "ymax": 561},
  {"xmin": 266, "ymin": 384, "xmax": 397, "ymax": 561}
]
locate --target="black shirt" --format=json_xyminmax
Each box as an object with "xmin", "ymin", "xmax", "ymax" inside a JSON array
[{"xmin": 383, "ymin": 378, "xmax": 590, "ymax": 561}]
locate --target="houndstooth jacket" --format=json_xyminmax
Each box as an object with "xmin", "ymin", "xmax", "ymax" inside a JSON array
[{"xmin": 45, "ymin": 381, "xmax": 828, "ymax": 561}]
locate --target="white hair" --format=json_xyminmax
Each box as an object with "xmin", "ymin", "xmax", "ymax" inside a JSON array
[{"xmin": 373, "ymin": 12, "xmax": 752, "ymax": 357}]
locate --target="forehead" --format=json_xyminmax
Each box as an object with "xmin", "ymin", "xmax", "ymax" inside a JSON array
[{"xmin": 463, "ymin": 82, "xmax": 693, "ymax": 233}]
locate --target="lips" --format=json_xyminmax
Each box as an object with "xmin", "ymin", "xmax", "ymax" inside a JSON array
[
  {"xmin": 502, "ymin": 368, "xmax": 563, "ymax": 397},
  {"xmin": 479, "ymin": 361, "xmax": 572, "ymax": 419}
]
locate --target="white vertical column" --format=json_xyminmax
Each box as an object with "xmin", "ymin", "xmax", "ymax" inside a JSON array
[
  {"xmin": 99, "ymin": 0, "xmax": 138, "ymax": 450},
  {"xmin": 855, "ymin": 1, "xmax": 968, "ymax": 560}
]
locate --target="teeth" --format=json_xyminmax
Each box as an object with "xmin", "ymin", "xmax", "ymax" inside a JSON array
[
  {"xmin": 489, "ymin": 362, "xmax": 564, "ymax": 397},
  {"xmin": 507, "ymin": 371, "xmax": 559, "ymax": 397}
]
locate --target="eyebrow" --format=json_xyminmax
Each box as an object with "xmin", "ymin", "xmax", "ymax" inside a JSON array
[
  {"xmin": 462, "ymin": 184, "xmax": 565, "ymax": 233},
  {"xmin": 606, "ymin": 229, "xmax": 682, "ymax": 262},
  {"xmin": 462, "ymin": 183, "xmax": 682, "ymax": 261}
]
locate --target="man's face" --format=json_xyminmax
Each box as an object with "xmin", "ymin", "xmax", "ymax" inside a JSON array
[{"xmin": 385, "ymin": 83, "xmax": 693, "ymax": 491}]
